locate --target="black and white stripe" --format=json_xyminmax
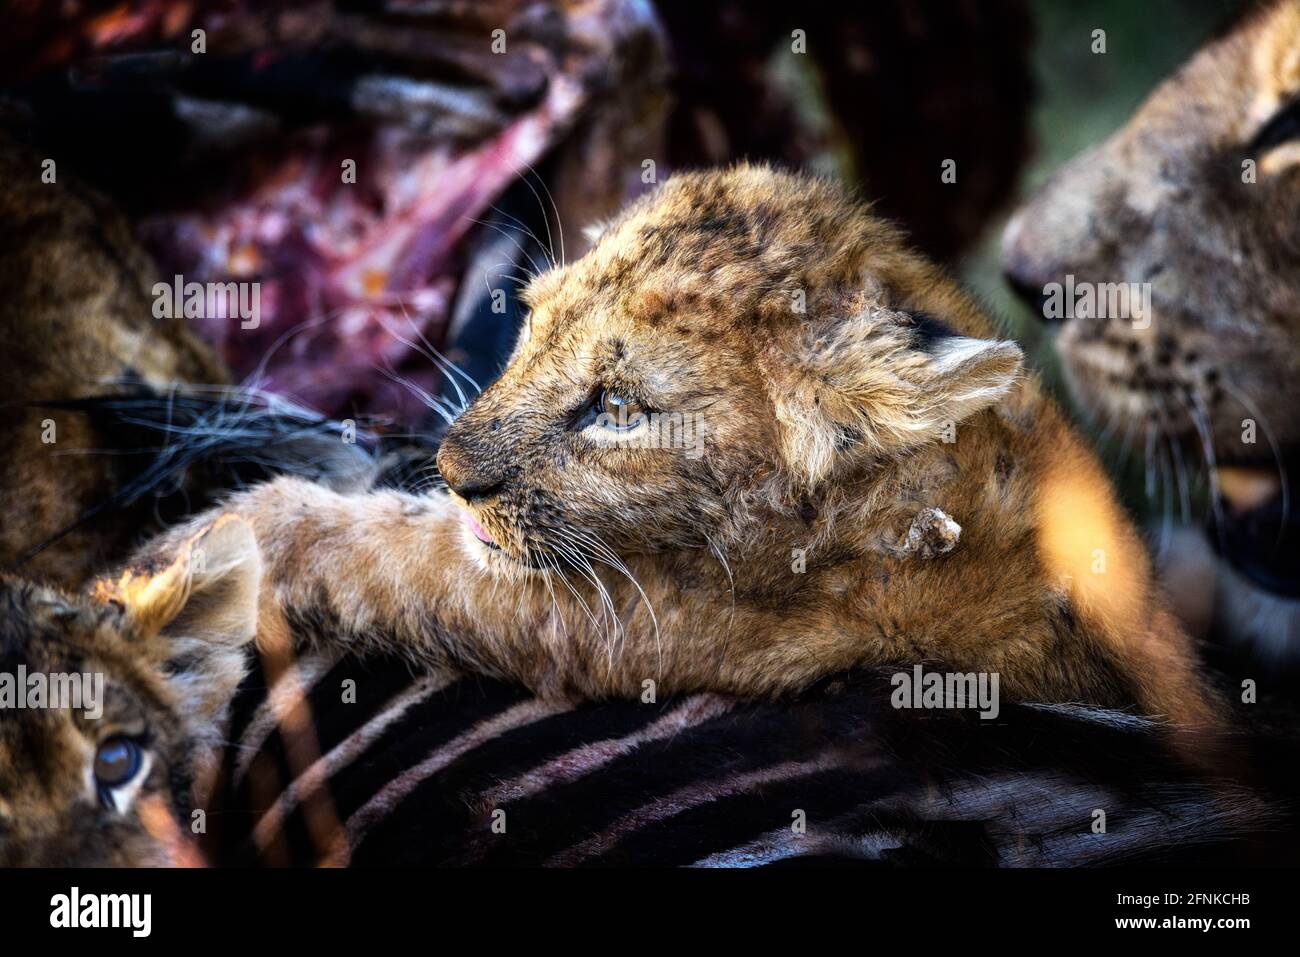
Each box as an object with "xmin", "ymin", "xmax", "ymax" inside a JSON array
[{"xmin": 207, "ymin": 651, "xmax": 1298, "ymax": 867}]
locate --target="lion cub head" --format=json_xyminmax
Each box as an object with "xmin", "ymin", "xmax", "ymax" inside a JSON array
[
  {"xmin": 1003, "ymin": 0, "xmax": 1300, "ymax": 476},
  {"xmin": 435, "ymin": 165, "xmax": 1023, "ymax": 568},
  {"xmin": 0, "ymin": 518, "xmax": 259, "ymax": 866}
]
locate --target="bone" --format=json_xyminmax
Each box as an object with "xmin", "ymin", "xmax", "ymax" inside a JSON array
[{"xmin": 899, "ymin": 507, "xmax": 962, "ymax": 559}]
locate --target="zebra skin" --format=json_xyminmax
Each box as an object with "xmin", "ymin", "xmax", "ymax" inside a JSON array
[{"xmin": 203, "ymin": 643, "xmax": 1299, "ymax": 867}]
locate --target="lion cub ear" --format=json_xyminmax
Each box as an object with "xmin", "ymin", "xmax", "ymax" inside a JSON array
[
  {"xmin": 910, "ymin": 327, "xmax": 1024, "ymax": 425},
  {"xmin": 771, "ymin": 309, "xmax": 1023, "ymax": 488},
  {"xmin": 99, "ymin": 516, "xmax": 262, "ymax": 649}
]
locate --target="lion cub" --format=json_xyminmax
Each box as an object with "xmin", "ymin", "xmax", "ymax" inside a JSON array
[
  {"xmin": 0, "ymin": 518, "xmax": 260, "ymax": 865},
  {"xmin": 144, "ymin": 166, "xmax": 1222, "ymax": 735}
]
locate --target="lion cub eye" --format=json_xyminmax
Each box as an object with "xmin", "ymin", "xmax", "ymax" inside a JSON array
[
  {"xmin": 94, "ymin": 737, "xmax": 144, "ymax": 789},
  {"xmin": 597, "ymin": 389, "xmax": 647, "ymax": 430}
]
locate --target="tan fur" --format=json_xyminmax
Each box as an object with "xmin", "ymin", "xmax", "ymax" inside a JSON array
[
  {"xmin": 0, "ymin": 135, "xmax": 227, "ymax": 588},
  {"xmin": 1003, "ymin": 0, "xmax": 1300, "ymax": 463},
  {"xmin": 145, "ymin": 166, "xmax": 1223, "ymax": 745}
]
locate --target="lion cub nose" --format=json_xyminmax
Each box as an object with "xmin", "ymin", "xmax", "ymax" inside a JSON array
[
  {"xmin": 436, "ymin": 440, "xmax": 505, "ymax": 501},
  {"xmin": 1001, "ymin": 209, "xmax": 1061, "ymax": 323}
]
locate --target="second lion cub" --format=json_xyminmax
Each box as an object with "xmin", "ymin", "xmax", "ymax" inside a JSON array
[{"xmin": 134, "ymin": 166, "xmax": 1223, "ymax": 737}]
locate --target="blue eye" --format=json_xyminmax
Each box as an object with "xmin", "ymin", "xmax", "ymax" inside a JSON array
[
  {"xmin": 94, "ymin": 737, "xmax": 143, "ymax": 789},
  {"xmin": 597, "ymin": 389, "xmax": 647, "ymax": 431}
]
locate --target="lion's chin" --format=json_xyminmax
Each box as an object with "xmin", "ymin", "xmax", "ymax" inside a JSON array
[{"xmin": 456, "ymin": 519, "xmax": 547, "ymax": 574}]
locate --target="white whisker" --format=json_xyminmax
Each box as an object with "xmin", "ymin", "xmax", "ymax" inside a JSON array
[{"xmin": 1219, "ymin": 379, "xmax": 1290, "ymax": 547}]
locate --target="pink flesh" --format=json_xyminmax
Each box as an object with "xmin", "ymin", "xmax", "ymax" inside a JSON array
[
  {"xmin": 136, "ymin": 78, "xmax": 585, "ymax": 425},
  {"xmin": 18, "ymin": 1, "xmax": 663, "ymax": 426}
]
